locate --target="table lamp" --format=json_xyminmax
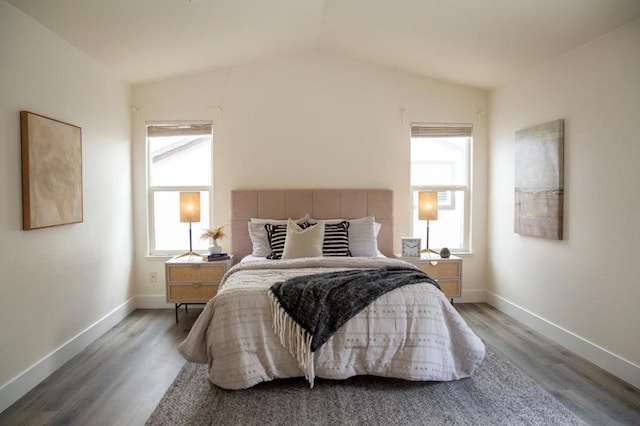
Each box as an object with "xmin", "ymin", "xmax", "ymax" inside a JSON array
[
  {"xmin": 177, "ymin": 192, "xmax": 201, "ymax": 258},
  {"xmin": 418, "ymin": 191, "xmax": 438, "ymax": 255}
]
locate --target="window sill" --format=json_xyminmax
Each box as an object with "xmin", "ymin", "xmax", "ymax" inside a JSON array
[
  {"xmin": 144, "ymin": 254, "xmax": 174, "ymax": 261},
  {"xmin": 451, "ymin": 251, "xmax": 474, "ymax": 257}
]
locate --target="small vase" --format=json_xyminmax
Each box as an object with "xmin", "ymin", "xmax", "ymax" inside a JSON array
[{"xmin": 209, "ymin": 240, "xmax": 222, "ymax": 254}]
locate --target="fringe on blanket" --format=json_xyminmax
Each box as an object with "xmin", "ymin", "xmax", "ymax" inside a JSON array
[{"xmin": 268, "ymin": 291, "xmax": 316, "ymax": 388}]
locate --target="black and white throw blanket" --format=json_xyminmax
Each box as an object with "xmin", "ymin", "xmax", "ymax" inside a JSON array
[{"xmin": 268, "ymin": 266, "xmax": 440, "ymax": 387}]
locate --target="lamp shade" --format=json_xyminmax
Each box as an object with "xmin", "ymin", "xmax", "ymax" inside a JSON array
[
  {"xmin": 180, "ymin": 192, "xmax": 201, "ymax": 223},
  {"xmin": 418, "ymin": 192, "xmax": 438, "ymax": 221}
]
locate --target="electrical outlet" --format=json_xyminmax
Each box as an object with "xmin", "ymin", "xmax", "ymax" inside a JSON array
[{"xmin": 150, "ymin": 272, "xmax": 158, "ymax": 283}]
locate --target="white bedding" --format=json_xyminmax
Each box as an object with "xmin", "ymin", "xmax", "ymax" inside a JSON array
[{"xmin": 178, "ymin": 256, "xmax": 486, "ymax": 389}]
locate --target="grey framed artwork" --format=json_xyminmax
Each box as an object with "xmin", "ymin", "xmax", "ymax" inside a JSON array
[
  {"xmin": 20, "ymin": 111, "xmax": 83, "ymax": 230},
  {"xmin": 514, "ymin": 119, "xmax": 564, "ymax": 240}
]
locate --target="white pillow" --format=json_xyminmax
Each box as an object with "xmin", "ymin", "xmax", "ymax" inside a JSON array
[
  {"xmin": 348, "ymin": 220, "xmax": 381, "ymax": 257},
  {"xmin": 282, "ymin": 220, "xmax": 325, "ymax": 259},
  {"xmin": 247, "ymin": 222, "xmax": 272, "ymax": 257},
  {"xmin": 248, "ymin": 215, "xmax": 309, "ymax": 257}
]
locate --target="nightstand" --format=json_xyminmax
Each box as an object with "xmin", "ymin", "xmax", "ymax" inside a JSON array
[
  {"xmin": 396, "ymin": 254, "xmax": 462, "ymax": 301},
  {"xmin": 165, "ymin": 255, "xmax": 233, "ymax": 322}
]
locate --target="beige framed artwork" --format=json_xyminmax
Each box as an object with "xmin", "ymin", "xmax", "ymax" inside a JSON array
[
  {"xmin": 514, "ymin": 119, "xmax": 564, "ymax": 240},
  {"xmin": 20, "ymin": 111, "xmax": 83, "ymax": 230}
]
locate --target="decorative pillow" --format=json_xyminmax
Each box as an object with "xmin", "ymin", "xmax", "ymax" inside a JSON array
[
  {"xmin": 265, "ymin": 223, "xmax": 288, "ymax": 259},
  {"xmin": 314, "ymin": 220, "xmax": 351, "ymax": 256},
  {"xmin": 309, "ymin": 216, "xmax": 380, "ymax": 257},
  {"xmin": 249, "ymin": 215, "xmax": 308, "ymax": 257},
  {"xmin": 348, "ymin": 220, "xmax": 380, "ymax": 257},
  {"xmin": 248, "ymin": 222, "xmax": 273, "ymax": 257},
  {"xmin": 282, "ymin": 220, "xmax": 325, "ymax": 259}
]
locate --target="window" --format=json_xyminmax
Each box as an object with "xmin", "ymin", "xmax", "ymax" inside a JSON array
[
  {"xmin": 147, "ymin": 122, "xmax": 213, "ymax": 255},
  {"xmin": 410, "ymin": 123, "xmax": 472, "ymax": 252}
]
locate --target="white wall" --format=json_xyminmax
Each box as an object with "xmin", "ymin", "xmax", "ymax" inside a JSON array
[
  {"xmin": 132, "ymin": 51, "xmax": 489, "ymax": 306},
  {"xmin": 0, "ymin": 1, "xmax": 134, "ymax": 410},
  {"xmin": 488, "ymin": 18, "xmax": 640, "ymax": 386}
]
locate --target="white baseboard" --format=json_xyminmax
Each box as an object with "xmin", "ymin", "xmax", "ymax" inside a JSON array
[
  {"xmin": 135, "ymin": 294, "xmax": 173, "ymax": 309},
  {"xmin": 486, "ymin": 292, "xmax": 640, "ymax": 390},
  {"xmin": 0, "ymin": 298, "xmax": 136, "ymax": 413}
]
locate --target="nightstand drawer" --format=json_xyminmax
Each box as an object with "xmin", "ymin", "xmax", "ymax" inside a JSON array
[
  {"xmin": 396, "ymin": 254, "xmax": 462, "ymax": 300},
  {"xmin": 437, "ymin": 280, "xmax": 461, "ymax": 298},
  {"xmin": 165, "ymin": 256, "xmax": 233, "ymax": 322},
  {"xmin": 417, "ymin": 261, "xmax": 460, "ymax": 278},
  {"xmin": 167, "ymin": 264, "xmax": 226, "ymax": 282},
  {"xmin": 168, "ymin": 283, "xmax": 218, "ymax": 301}
]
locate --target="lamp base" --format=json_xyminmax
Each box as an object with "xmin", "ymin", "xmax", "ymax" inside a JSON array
[
  {"xmin": 420, "ymin": 248, "xmax": 438, "ymax": 254},
  {"xmin": 175, "ymin": 251, "xmax": 202, "ymax": 259},
  {"xmin": 420, "ymin": 248, "xmax": 438, "ymax": 257}
]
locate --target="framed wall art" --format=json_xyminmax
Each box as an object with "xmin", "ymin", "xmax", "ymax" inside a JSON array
[
  {"xmin": 20, "ymin": 111, "xmax": 83, "ymax": 230},
  {"xmin": 514, "ymin": 119, "xmax": 564, "ymax": 240}
]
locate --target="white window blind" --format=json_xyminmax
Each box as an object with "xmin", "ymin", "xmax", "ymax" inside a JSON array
[
  {"xmin": 411, "ymin": 123, "xmax": 473, "ymax": 138},
  {"xmin": 147, "ymin": 123, "xmax": 212, "ymax": 137}
]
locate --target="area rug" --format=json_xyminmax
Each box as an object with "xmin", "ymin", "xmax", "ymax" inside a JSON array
[{"xmin": 146, "ymin": 349, "xmax": 585, "ymax": 426}]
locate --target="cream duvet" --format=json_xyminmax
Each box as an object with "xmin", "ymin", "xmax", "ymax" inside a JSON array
[{"xmin": 178, "ymin": 256, "xmax": 485, "ymax": 389}]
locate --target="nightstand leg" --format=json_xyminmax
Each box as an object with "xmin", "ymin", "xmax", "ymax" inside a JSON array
[{"xmin": 175, "ymin": 303, "xmax": 179, "ymax": 323}]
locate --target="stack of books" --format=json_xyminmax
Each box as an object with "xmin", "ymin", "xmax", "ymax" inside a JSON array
[{"xmin": 205, "ymin": 252, "xmax": 230, "ymax": 261}]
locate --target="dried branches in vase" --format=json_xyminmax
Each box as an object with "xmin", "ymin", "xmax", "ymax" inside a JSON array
[{"xmin": 200, "ymin": 224, "xmax": 226, "ymax": 254}]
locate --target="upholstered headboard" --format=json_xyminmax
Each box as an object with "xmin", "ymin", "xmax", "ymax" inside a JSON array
[{"xmin": 230, "ymin": 189, "xmax": 393, "ymax": 261}]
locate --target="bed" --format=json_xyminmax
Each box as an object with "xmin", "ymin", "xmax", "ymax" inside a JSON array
[{"xmin": 178, "ymin": 189, "xmax": 485, "ymax": 389}]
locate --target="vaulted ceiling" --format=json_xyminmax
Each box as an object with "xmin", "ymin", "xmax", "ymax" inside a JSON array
[{"xmin": 8, "ymin": 0, "xmax": 640, "ymax": 89}]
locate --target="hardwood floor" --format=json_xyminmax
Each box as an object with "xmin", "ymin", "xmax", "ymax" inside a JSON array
[
  {"xmin": 1, "ymin": 304, "xmax": 638, "ymax": 425},
  {"xmin": 0, "ymin": 309, "xmax": 197, "ymax": 426},
  {"xmin": 456, "ymin": 304, "xmax": 640, "ymax": 425}
]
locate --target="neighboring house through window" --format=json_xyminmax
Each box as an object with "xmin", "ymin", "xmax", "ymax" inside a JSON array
[
  {"xmin": 410, "ymin": 123, "xmax": 472, "ymax": 252},
  {"xmin": 147, "ymin": 122, "xmax": 213, "ymax": 255}
]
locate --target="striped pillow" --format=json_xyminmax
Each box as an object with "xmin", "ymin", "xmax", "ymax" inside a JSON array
[
  {"xmin": 307, "ymin": 221, "xmax": 351, "ymax": 257},
  {"xmin": 265, "ymin": 223, "xmax": 288, "ymax": 259},
  {"xmin": 268, "ymin": 221, "xmax": 351, "ymax": 258}
]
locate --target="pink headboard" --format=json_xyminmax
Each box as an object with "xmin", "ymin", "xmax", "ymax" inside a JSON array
[{"xmin": 230, "ymin": 189, "xmax": 393, "ymax": 261}]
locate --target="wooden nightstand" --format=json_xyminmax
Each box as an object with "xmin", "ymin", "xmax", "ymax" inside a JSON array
[
  {"xmin": 165, "ymin": 255, "xmax": 233, "ymax": 322},
  {"xmin": 396, "ymin": 254, "xmax": 462, "ymax": 301}
]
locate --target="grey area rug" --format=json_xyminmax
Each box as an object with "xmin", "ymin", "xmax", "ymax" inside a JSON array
[{"xmin": 146, "ymin": 349, "xmax": 586, "ymax": 426}]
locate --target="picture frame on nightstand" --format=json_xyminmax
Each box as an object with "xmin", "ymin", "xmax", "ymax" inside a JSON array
[{"xmin": 401, "ymin": 237, "xmax": 422, "ymax": 257}]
